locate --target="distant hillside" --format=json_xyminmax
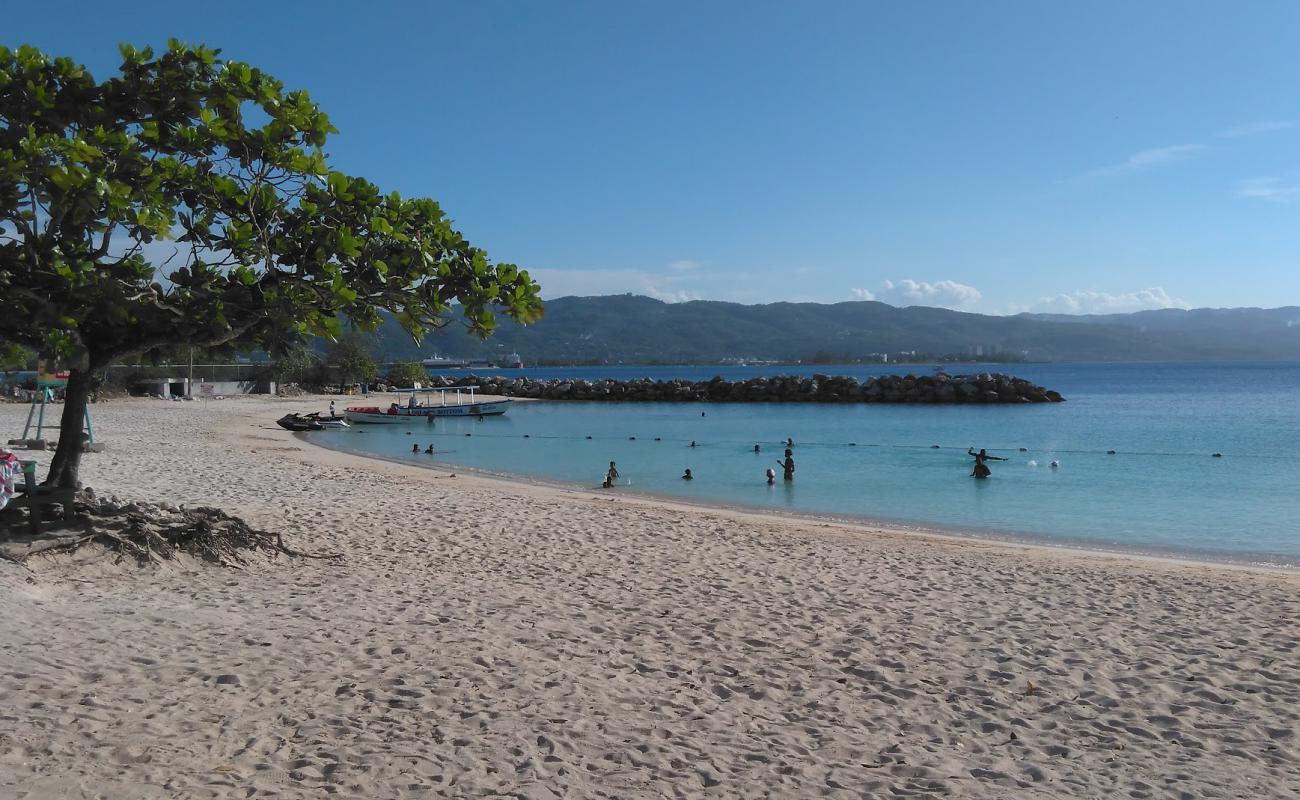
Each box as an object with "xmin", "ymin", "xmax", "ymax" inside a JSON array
[{"xmin": 367, "ymin": 296, "xmax": 1300, "ymax": 364}]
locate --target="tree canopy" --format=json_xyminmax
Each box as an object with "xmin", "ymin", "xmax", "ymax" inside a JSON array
[
  {"xmin": 0, "ymin": 41, "xmax": 542, "ymax": 485},
  {"xmin": 325, "ymin": 333, "xmax": 378, "ymax": 391}
]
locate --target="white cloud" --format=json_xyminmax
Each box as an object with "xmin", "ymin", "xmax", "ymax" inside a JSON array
[
  {"xmin": 1236, "ymin": 176, "xmax": 1300, "ymax": 203},
  {"xmin": 667, "ymin": 259, "xmax": 701, "ymax": 272},
  {"xmin": 1083, "ymin": 144, "xmax": 1207, "ymax": 179},
  {"xmin": 851, "ymin": 279, "xmax": 982, "ymax": 310},
  {"xmin": 1218, "ymin": 121, "xmax": 1295, "ymax": 138},
  {"xmin": 1028, "ymin": 287, "xmax": 1189, "ymax": 315}
]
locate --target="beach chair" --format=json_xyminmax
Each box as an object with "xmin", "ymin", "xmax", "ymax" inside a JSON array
[{"xmin": 2, "ymin": 461, "xmax": 77, "ymax": 534}]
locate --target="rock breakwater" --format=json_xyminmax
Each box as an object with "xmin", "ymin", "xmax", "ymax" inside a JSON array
[{"xmin": 413, "ymin": 372, "xmax": 1065, "ymax": 404}]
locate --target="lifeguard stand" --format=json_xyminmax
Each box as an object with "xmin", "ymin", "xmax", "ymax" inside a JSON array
[{"xmin": 20, "ymin": 383, "xmax": 94, "ymax": 445}]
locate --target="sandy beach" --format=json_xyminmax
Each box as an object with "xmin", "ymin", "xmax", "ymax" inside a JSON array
[{"xmin": 1, "ymin": 395, "xmax": 1297, "ymax": 799}]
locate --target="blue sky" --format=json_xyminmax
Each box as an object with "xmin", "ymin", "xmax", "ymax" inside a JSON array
[{"xmin": 9, "ymin": 1, "xmax": 1300, "ymax": 313}]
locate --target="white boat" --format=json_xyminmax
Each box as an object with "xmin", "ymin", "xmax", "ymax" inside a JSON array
[
  {"xmin": 420, "ymin": 355, "xmax": 468, "ymax": 369},
  {"xmin": 343, "ymin": 406, "xmax": 424, "ymax": 424},
  {"xmin": 390, "ymin": 386, "xmax": 512, "ymax": 417}
]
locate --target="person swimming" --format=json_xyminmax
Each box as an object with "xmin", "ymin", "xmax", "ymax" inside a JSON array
[
  {"xmin": 785, "ymin": 437, "xmax": 794, "ymax": 448},
  {"xmin": 753, "ymin": 443, "xmax": 761, "ymax": 453},
  {"xmin": 968, "ymin": 447, "xmax": 1006, "ymax": 478},
  {"xmin": 425, "ymin": 444, "xmax": 435, "ymax": 454},
  {"xmin": 765, "ymin": 467, "xmax": 776, "ymax": 485},
  {"xmin": 412, "ymin": 443, "xmax": 420, "ymax": 454},
  {"xmin": 689, "ymin": 440, "xmax": 698, "ymax": 448},
  {"xmin": 682, "ymin": 468, "xmax": 693, "ymax": 480}
]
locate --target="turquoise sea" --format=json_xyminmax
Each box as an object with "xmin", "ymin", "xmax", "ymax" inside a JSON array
[{"xmin": 311, "ymin": 362, "xmax": 1300, "ymax": 565}]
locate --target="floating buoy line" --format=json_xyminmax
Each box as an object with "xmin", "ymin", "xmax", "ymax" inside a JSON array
[{"xmin": 358, "ymin": 428, "xmax": 1247, "ymax": 460}]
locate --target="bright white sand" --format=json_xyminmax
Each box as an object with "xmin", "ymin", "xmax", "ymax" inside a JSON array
[{"xmin": 1, "ymin": 395, "xmax": 1297, "ymax": 799}]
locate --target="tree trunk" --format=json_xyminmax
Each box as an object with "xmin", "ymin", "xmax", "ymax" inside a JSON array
[{"xmin": 44, "ymin": 366, "xmax": 99, "ymax": 489}]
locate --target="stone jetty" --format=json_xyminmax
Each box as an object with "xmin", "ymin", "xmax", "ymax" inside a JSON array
[{"xmin": 412, "ymin": 372, "xmax": 1065, "ymax": 404}]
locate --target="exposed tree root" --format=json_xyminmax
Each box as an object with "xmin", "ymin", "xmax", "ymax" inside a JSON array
[{"xmin": 0, "ymin": 490, "xmax": 340, "ymax": 568}]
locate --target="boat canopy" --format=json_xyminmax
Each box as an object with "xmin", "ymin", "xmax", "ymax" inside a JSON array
[{"xmin": 391, "ymin": 386, "xmax": 480, "ymax": 405}]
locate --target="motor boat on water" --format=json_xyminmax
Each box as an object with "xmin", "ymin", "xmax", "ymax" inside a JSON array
[
  {"xmin": 342, "ymin": 406, "xmax": 424, "ymax": 424},
  {"xmin": 345, "ymin": 386, "xmax": 512, "ymax": 424}
]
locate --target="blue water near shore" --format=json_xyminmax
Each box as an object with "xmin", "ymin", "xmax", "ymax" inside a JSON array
[{"xmin": 313, "ymin": 362, "xmax": 1300, "ymax": 563}]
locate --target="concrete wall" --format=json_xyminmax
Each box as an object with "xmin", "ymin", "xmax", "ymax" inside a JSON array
[{"xmin": 133, "ymin": 378, "xmax": 275, "ymax": 398}]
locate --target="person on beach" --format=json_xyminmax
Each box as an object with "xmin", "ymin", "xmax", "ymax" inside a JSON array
[
  {"xmin": 766, "ymin": 467, "xmax": 776, "ymax": 485},
  {"xmin": 778, "ymin": 449, "xmax": 795, "ymax": 481},
  {"xmin": 968, "ymin": 447, "xmax": 1006, "ymax": 479},
  {"xmin": 329, "ymin": 400, "xmax": 336, "ymax": 417},
  {"xmin": 682, "ymin": 468, "xmax": 693, "ymax": 480}
]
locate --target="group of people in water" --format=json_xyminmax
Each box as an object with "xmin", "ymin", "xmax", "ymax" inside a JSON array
[
  {"xmin": 601, "ymin": 441, "xmax": 1013, "ymax": 488},
  {"xmin": 602, "ymin": 439, "xmax": 798, "ymax": 488}
]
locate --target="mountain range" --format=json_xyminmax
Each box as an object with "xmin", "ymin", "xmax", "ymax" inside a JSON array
[{"xmin": 367, "ymin": 295, "xmax": 1300, "ymax": 364}]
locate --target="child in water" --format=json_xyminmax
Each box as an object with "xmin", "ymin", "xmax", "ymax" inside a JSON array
[{"xmin": 682, "ymin": 468, "xmax": 693, "ymax": 480}]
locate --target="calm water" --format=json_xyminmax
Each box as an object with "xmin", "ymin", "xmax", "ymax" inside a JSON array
[{"xmin": 313, "ymin": 362, "xmax": 1300, "ymax": 564}]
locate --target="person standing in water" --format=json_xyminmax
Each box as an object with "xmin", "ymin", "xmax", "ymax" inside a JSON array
[
  {"xmin": 778, "ymin": 449, "xmax": 795, "ymax": 481},
  {"xmin": 603, "ymin": 461, "xmax": 620, "ymax": 488},
  {"xmin": 765, "ymin": 468, "xmax": 776, "ymax": 485},
  {"xmin": 681, "ymin": 468, "xmax": 693, "ymax": 480},
  {"xmin": 968, "ymin": 447, "xmax": 1006, "ymax": 478}
]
